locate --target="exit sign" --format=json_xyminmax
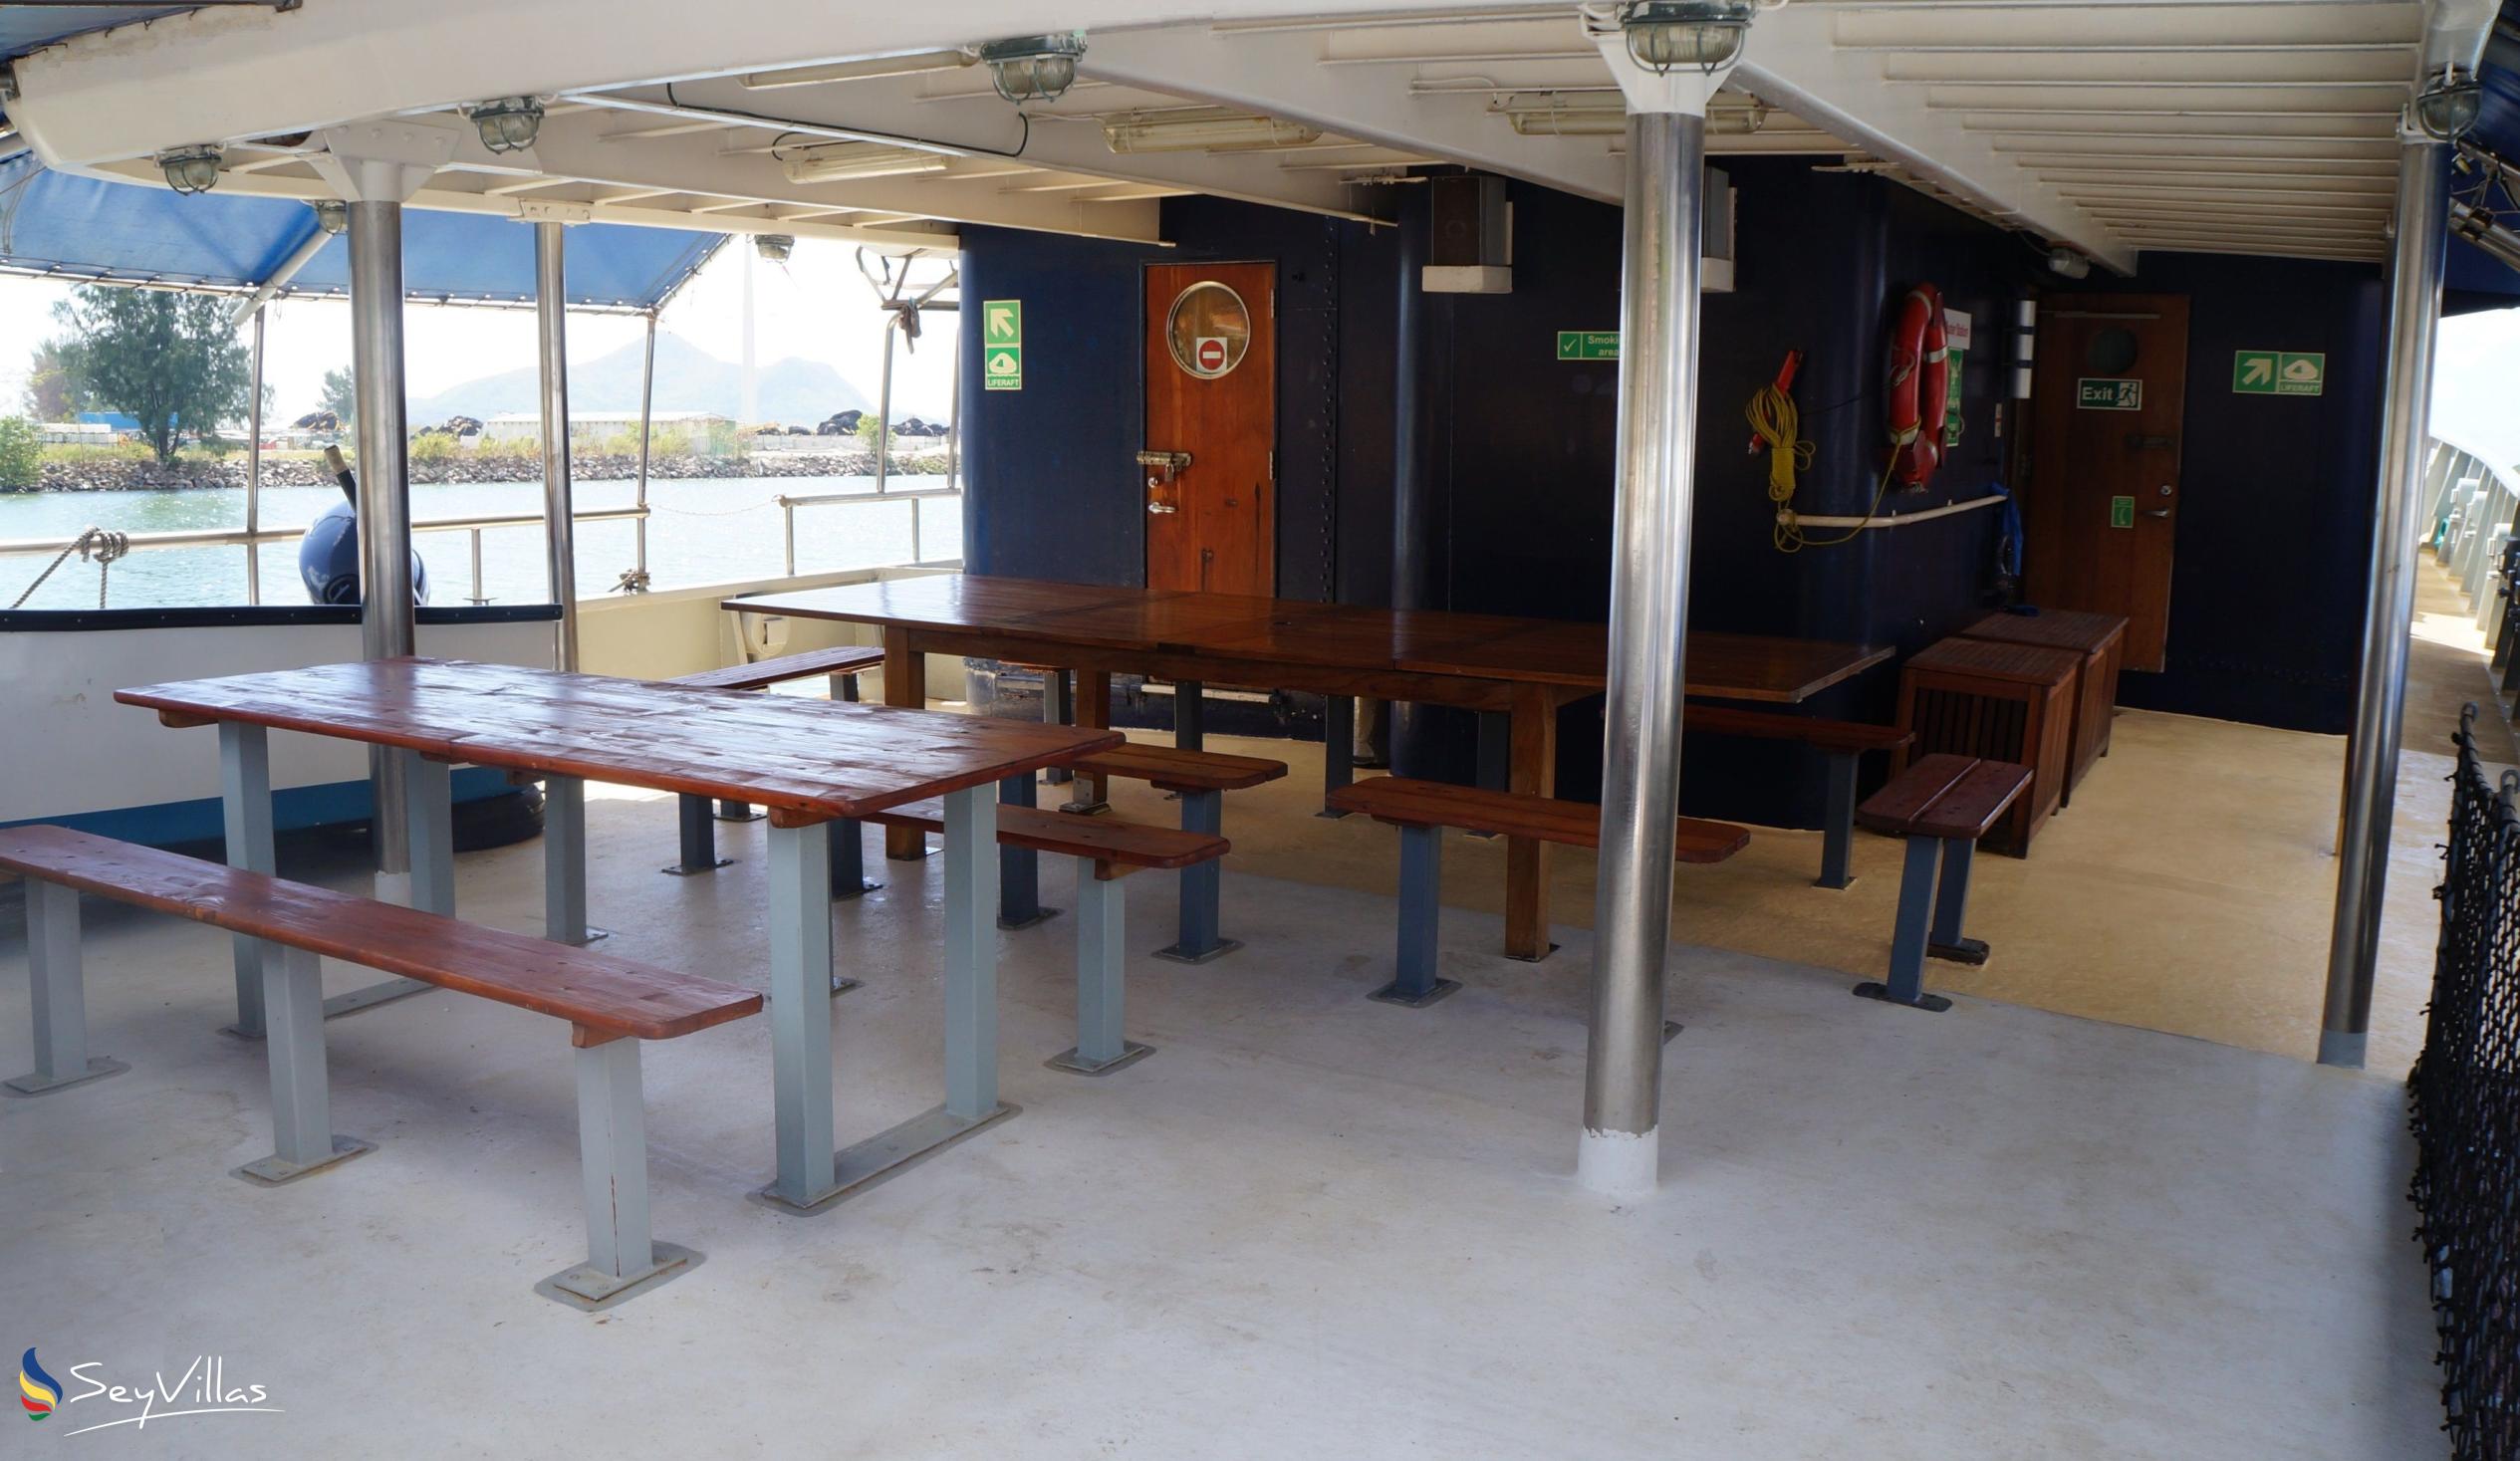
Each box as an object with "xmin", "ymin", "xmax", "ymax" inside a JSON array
[{"xmin": 2077, "ymin": 377, "xmax": 2142, "ymax": 411}]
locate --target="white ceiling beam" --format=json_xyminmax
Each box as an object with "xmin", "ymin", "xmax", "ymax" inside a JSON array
[
  {"xmin": 1828, "ymin": 3, "xmax": 2420, "ymax": 53},
  {"xmin": 1081, "ymin": 21, "xmax": 1624, "ymax": 203},
  {"xmin": 1991, "ymin": 133, "xmax": 2400, "ymax": 159},
  {"xmin": 1876, "ymin": 49, "xmax": 2416, "ymax": 87},
  {"xmin": 2, "ymin": 0, "xmax": 1517, "ymax": 168},
  {"xmin": 600, "ymin": 75, "xmax": 1388, "ymax": 225},
  {"xmin": 1731, "ymin": 5, "xmax": 2136, "ymax": 273},
  {"xmin": 1920, "ymin": 85, "xmax": 2406, "ymax": 114}
]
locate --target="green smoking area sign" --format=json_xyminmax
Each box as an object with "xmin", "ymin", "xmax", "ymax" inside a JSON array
[{"xmin": 1556, "ymin": 331, "xmax": 1619, "ymax": 362}]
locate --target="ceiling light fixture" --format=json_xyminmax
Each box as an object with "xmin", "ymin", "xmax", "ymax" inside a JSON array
[
  {"xmin": 781, "ymin": 141, "xmax": 952, "ymax": 183},
  {"xmin": 1102, "ymin": 109, "xmax": 1322, "ymax": 154},
  {"xmin": 155, "ymin": 143, "xmax": 224, "ymax": 195},
  {"xmin": 978, "ymin": 33, "xmax": 1086, "ymax": 106},
  {"xmin": 1498, "ymin": 93, "xmax": 1765, "ymax": 136},
  {"xmin": 311, "ymin": 199, "xmax": 348, "ymax": 235},
  {"xmin": 756, "ymin": 234, "xmax": 796, "ymax": 263},
  {"xmin": 1618, "ymin": 0, "xmax": 1757, "ymax": 76},
  {"xmin": 2413, "ymin": 67, "xmax": 2482, "ymax": 143},
  {"xmin": 466, "ymin": 96, "xmax": 546, "ymax": 154},
  {"xmin": 741, "ymin": 51, "xmax": 975, "ymax": 90}
]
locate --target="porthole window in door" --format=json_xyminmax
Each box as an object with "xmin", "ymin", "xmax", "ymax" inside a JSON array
[
  {"xmin": 2085, "ymin": 327, "xmax": 2141, "ymax": 375},
  {"xmin": 1165, "ymin": 281, "xmax": 1253, "ymax": 380}
]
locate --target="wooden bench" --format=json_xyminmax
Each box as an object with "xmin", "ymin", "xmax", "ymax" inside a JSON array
[
  {"xmin": 1848, "ymin": 754, "xmax": 2032, "ymax": 1013},
  {"xmin": 1685, "ymin": 704, "xmax": 1913, "ymax": 889},
  {"xmin": 865, "ymin": 799, "xmax": 1226, "ymax": 1076},
  {"xmin": 0, "ymin": 824, "xmax": 760, "ymax": 1311},
  {"xmin": 1057, "ymin": 742, "xmax": 1287, "ymax": 962},
  {"xmin": 660, "ymin": 644, "xmax": 888, "ymax": 885},
  {"xmin": 1327, "ymin": 778, "xmax": 1750, "ymax": 1007}
]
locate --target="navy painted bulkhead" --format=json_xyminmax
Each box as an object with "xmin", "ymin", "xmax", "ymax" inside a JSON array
[{"xmin": 955, "ymin": 156, "xmax": 2392, "ymax": 825}]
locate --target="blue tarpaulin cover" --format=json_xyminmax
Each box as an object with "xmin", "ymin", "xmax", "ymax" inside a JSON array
[{"xmin": 0, "ymin": 152, "xmax": 722, "ymax": 310}]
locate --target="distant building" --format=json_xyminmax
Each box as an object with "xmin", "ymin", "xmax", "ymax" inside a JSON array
[
  {"xmin": 481, "ymin": 411, "xmax": 732, "ymax": 447},
  {"xmin": 37, "ymin": 422, "xmax": 118, "ymax": 445}
]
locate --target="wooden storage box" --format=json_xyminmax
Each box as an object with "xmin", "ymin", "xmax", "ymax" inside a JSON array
[
  {"xmin": 1894, "ymin": 637, "xmax": 2082, "ymax": 855},
  {"xmin": 1956, "ymin": 609, "xmax": 2129, "ymax": 801}
]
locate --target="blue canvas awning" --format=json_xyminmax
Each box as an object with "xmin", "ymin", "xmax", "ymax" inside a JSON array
[{"xmin": 0, "ymin": 152, "xmax": 723, "ymax": 311}]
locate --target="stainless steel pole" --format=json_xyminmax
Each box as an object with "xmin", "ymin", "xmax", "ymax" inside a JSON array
[
  {"xmin": 349, "ymin": 198, "xmax": 415, "ymax": 882},
  {"xmin": 874, "ymin": 315, "xmax": 896, "ymax": 495},
  {"xmin": 537, "ymin": 221, "xmax": 580, "ymax": 671},
  {"xmin": 633, "ymin": 308, "xmax": 656, "ymax": 588},
  {"xmin": 245, "ymin": 307, "xmax": 265, "ymax": 606},
  {"xmin": 2320, "ymin": 136, "xmax": 2448, "ymax": 1069},
  {"xmin": 1580, "ymin": 109, "xmax": 1704, "ymax": 1195}
]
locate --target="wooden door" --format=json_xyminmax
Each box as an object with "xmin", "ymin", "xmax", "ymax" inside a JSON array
[
  {"xmin": 1143, "ymin": 261, "xmax": 1275, "ymax": 596},
  {"xmin": 2024, "ymin": 296, "xmax": 2190, "ymax": 671}
]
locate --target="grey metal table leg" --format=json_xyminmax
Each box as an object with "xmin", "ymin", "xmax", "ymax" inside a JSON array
[
  {"xmin": 1373, "ymin": 823, "xmax": 1461, "ymax": 1007},
  {"xmin": 997, "ymin": 773, "xmax": 1056, "ymax": 929},
  {"xmin": 1319, "ymin": 694, "xmax": 1355, "ymax": 819},
  {"xmin": 401, "ymin": 750, "xmax": 456, "ymax": 917},
  {"xmin": 219, "ymin": 721, "xmax": 275, "ymax": 1037},
  {"xmin": 716, "ymin": 798, "xmax": 764, "ymax": 824},
  {"xmin": 828, "ymin": 818, "xmax": 881, "ymax": 903},
  {"xmin": 1927, "ymin": 837, "xmax": 1990, "ymax": 965},
  {"xmin": 1854, "ymin": 837, "xmax": 1954, "ymax": 1013},
  {"xmin": 539, "ymin": 1038, "xmax": 696, "ymax": 1311},
  {"xmin": 1816, "ymin": 751, "xmax": 1859, "ymax": 890},
  {"xmin": 1155, "ymin": 790, "xmax": 1235, "ymax": 963},
  {"xmin": 1176, "ymin": 679, "xmax": 1205, "ymax": 751},
  {"xmin": 6, "ymin": 881, "xmax": 126, "ymax": 1096},
  {"xmin": 544, "ymin": 774, "xmax": 607, "ymax": 945},
  {"xmin": 234, "ymin": 944, "xmax": 372, "ymax": 1184},
  {"xmin": 1048, "ymin": 858, "xmax": 1151, "ymax": 1076},
  {"xmin": 664, "ymin": 793, "xmax": 732, "ymax": 875},
  {"xmin": 757, "ymin": 820, "xmax": 841, "ymax": 1211},
  {"xmin": 1042, "ymin": 668, "xmax": 1074, "ymax": 785}
]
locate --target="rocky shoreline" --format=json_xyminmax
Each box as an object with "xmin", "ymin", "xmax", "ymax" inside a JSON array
[{"xmin": 9, "ymin": 448, "xmax": 949, "ymax": 493}]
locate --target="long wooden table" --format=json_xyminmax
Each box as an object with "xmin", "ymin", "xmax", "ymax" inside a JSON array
[
  {"xmin": 728, "ymin": 576, "xmax": 1890, "ymax": 960},
  {"xmin": 117, "ymin": 657, "xmax": 1120, "ymax": 1213}
]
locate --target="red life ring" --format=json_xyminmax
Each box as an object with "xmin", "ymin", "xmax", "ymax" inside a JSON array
[{"xmin": 1885, "ymin": 284, "xmax": 1948, "ymax": 489}]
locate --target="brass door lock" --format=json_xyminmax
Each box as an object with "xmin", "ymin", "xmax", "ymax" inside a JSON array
[{"xmin": 1138, "ymin": 449, "xmax": 1191, "ymax": 515}]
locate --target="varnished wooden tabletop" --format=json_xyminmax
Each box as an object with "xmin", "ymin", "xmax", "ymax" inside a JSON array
[
  {"xmin": 732, "ymin": 576, "xmax": 1890, "ymax": 704},
  {"xmin": 116, "ymin": 657, "xmax": 1123, "ymax": 825}
]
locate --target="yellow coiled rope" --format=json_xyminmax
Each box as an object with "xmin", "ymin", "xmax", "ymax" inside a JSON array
[{"xmin": 1748, "ymin": 381, "xmax": 1893, "ymax": 554}]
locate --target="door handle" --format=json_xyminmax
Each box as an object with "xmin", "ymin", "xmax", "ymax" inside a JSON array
[
  {"xmin": 2142, "ymin": 508, "xmax": 2170, "ymax": 519},
  {"xmin": 1139, "ymin": 449, "xmax": 1190, "ymax": 515}
]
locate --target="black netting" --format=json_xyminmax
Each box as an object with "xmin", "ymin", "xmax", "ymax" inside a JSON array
[{"xmin": 2410, "ymin": 703, "xmax": 2520, "ymax": 1459}]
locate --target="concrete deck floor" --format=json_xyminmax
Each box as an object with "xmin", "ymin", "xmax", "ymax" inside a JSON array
[{"xmin": 0, "ymin": 783, "xmax": 2441, "ymax": 1456}]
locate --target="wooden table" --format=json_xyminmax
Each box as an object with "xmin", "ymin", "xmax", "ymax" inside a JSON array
[
  {"xmin": 116, "ymin": 657, "xmax": 1120, "ymax": 1213},
  {"xmin": 729, "ymin": 576, "xmax": 1890, "ymax": 959}
]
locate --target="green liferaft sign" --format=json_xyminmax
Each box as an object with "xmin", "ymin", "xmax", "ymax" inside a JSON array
[
  {"xmin": 983, "ymin": 300, "xmax": 1023, "ymax": 391},
  {"xmin": 2110, "ymin": 496, "xmax": 2136, "ymax": 530},
  {"xmin": 1557, "ymin": 331, "xmax": 1619, "ymax": 362},
  {"xmin": 2233, "ymin": 350, "xmax": 2325, "ymax": 397},
  {"xmin": 2077, "ymin": 377, "xmax": 2143, "ymax": 411}
]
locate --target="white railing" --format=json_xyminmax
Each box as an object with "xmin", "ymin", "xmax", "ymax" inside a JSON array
[{"xmin": 2428, "ymin": 436, "xmax": 2520, "ymax": 646}]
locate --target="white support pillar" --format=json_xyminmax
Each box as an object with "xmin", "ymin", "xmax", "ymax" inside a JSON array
[
  {"xmin": 311, "ymin": 122, "xmax": 456, "ymax": 902},
  {"xmin": 2320, "ymin": 131, "xmax": 2449, "ymax": 1068},
  {"xmin": 537, "ymin": 220, "xmax": 581, "ymax": 670},
  {"xmin": 1576, "ymin": 13, "xmax": 1739, "ymax": 1196}
]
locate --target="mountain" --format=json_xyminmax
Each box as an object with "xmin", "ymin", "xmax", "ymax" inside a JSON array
[{"xmin": 407, "ymin": 331, "xmax": 915, "ymax": 428}]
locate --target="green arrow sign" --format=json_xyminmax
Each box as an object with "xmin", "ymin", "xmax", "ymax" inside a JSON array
[
  {"xmin": 984, "ymin": 299, "xmax": 1022, "ymax": 348},
  {"xmin": 2234, "ymin": 349, "xmax": 2323, "ymax": 396}
]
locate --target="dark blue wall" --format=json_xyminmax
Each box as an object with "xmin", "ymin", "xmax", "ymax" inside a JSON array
[{"xmin": 957, "ymin": 159, "xmax": 2393, "ymax": 817}]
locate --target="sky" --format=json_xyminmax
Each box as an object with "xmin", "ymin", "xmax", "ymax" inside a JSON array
[{"xmin": 0, "ymin": 235, "xmax": 956, "ymax": 425}]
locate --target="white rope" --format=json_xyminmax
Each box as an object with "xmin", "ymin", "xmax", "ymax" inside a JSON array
[{"xmin": 8, "ymin": 526, "xmax": 131, "ymax": 610}]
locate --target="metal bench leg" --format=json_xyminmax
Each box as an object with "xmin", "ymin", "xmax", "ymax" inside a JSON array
[
  {"xmin": 828, "ymin": 819, "xmax": 880, "ymax": 905},
  {"xmin": 1175, "ymin": 678, "xmax": 1205, "ymax": 751},
  {"xmin": 1050, "ymin": 859, "xmax": 1153, "ymax": 1076},
  {"xmin": 1042, "ymin": 668, "xmax": 1074, "ymax": 785},
  {"xmin": 1373, "ymin": 823, "xmax": 1462, "ymax": 1007},
  {"xmin": 941, "ymin": 785, "xmax": 1006, "ymax": 1122},
  {"xmin": 1927, "ymin": 837, "xmax": 1991, "ymax": 965},
  {"xmin": 544, "ymin": 774, "xmax": 606, "ymax": 945},
  {"xmin": 1319, "ymin": 693, "xmax": 1355, "ymax": 818},
  {"xmin": 1155, "ymin": 789, "xmax": 1236, "ymax": 963},
  {"xmin": 539, "ymin": 1037, "xmax": 696, "ymax": 1311},
  {"xmin": 401, "ymin": 749, "xmax": 456, "ymax": 917},
  {"xmin": 757, "ymin": 820, "xmax": 841, "ymax": 1211},
  {"xmin": 1816, "ymin": 751, "xmax": 1859, "ymax": 890},
  {"xmin": 235, "ymin": 944, "xmax": 372, "ymax": 1183},
  {"xmin": 1853, "ymin": 837, "xmax": 1954, "ymax": 1013},
  {"xmin": 998, "ymin": 773, "xmax": 1057, "ymax": 930},
  {"xmin": 831, "ymin": 670, "xmax": 861, "ymax": 704},
  {"xmin": 219, "ymin": 721, "xmax": 275, "ymax": 1038},
  {"xmin": 716, "ymin": 798, "xmax": 764, "ymax": 823},
  {"xmin": 7, "ymin": 881, "xmax": 126, "ymax": 1096},
  {"xmin": 664, "ymin": 793, "xmax": 733, "ymax": 875}
]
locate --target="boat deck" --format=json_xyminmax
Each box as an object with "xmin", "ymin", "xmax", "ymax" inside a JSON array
[{"xmin": 0, "ymin": 779, "xmax": 2437, "ymax": 1455}]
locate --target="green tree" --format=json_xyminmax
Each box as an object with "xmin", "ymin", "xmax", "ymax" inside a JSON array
[
  {"xmin": 22, "ymin": 340, "xmax": 93, "ymax": 422},
  {"xmin": 0, "ymin": 416, "xmax": 39, "ymax": 490},
  {"xmin": 318, "ymin": 365, "xmax": 357, "ymax": 429},
  {"xmin": 52, "ymin": 288, "xmax": 252, "ymax": 464}
]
